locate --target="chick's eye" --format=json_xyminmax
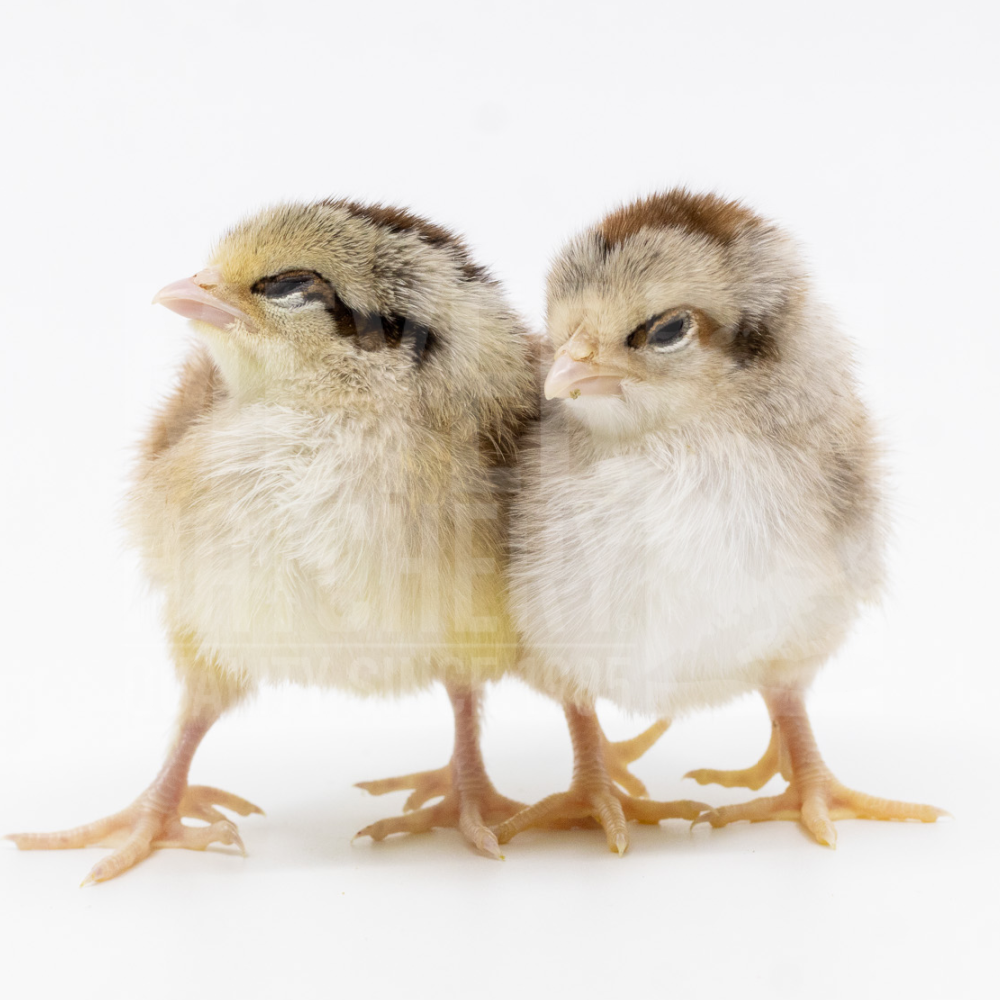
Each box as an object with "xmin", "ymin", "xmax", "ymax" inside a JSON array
[
  {"xmin": 647, "ymin": 314, "xmax": 690, "ymax": 347},
  {"xmin": 251, "ymin": 271, "xmax": 319, "ymax": 299}
]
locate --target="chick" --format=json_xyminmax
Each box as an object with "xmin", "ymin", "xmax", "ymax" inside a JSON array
[
  {"xmin": 7, "ymin": 200, "xmax": 536, "ymax": 881},
  {"xmin": 499, "ymin": 190, "xmax": 945, "ymax": 851}
]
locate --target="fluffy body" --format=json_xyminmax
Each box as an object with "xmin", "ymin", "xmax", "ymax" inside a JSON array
[
  {"xmin": 134, "ymin": 200, "xmax": 534, "ymax": 697},
  {"xmin": 132, "ymin": 372, "xmax": 508, "ymax": 693},
  {"xmin": 511, "ymin": 191, "xmax": 886, "ymax": 716}
]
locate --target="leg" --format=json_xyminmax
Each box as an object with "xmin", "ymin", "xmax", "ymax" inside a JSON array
[
  {"xmin": 356, "ymin": 707, "xmax": 667, "ymax": 807},
  {"xmin": 494, "ymin": 702, "xmax": 706, "ymax": 855},
  {"xmin": 7, "ymin": 638, "xmax": 262, "ymax": 884},
  {"xmin": 694, "ymin": 687, "xmax": 947, "ymax": 846},
  {"xmin": 355, "ymin": 684, "xmax": 524, "ymax": 858}
]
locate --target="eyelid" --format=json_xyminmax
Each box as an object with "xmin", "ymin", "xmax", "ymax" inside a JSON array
[
  {"xmin": 628, "ymin": 310, "xmax": 692, "ymax": 348},
  {"xmin": 251, "ymin": 270, "xmax": 321, "ymax": 297},
  {"xmin": 651, "ymin": 311, "xmax": 689, "ymax": 330},
  {"xmin": 646, "ymin": 312, "xmax": 694, "ymax": 349}
]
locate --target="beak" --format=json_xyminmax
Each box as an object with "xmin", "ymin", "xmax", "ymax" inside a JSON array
[
  {"xmin": 543, "ymin": 340, "xmax": 624, "ymax": 400},
  {"xmin": 152, "ymin": 267, "xmax": 250, "ymax": 330}
]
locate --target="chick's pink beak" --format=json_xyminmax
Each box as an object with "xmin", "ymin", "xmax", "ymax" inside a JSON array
[
  {"xmin": 543, "ymin": 350, "xmax": 624, "ymax": 400},
  {"xmin": 153, "ymin": 267, "xmax": 250, "ymax": 329}
]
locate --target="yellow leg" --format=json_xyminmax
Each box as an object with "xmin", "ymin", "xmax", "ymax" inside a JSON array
[
  {"xmin": 355, "ymin": 684, "xmax": 524, "ymax": 858},
  {"xmin": 7, "ymin": 646, "xmax": 260, "ymax": 884},
  {"xmin": 694, "ymin": 688, "xmax": 948, "ymax": 847},
  {"xmin": 494, "ymin": 703, "xmax": 705, "ymax": 855}
]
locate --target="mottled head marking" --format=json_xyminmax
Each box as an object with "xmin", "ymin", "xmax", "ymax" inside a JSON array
[
  {"xmin": 599, "ymin": 190, "xmax": 760, "ymax": 249},
  {"xmin": 332, "ymin": 200, "xmax": 491, "ymax": 283}
]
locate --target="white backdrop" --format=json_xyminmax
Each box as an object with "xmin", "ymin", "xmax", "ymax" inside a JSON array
[{"xmin": 1, "ymin": 2, "xmax": 996, "ymax": 997}]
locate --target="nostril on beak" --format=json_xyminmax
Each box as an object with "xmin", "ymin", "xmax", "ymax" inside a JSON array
[{"xmin": 192, "ymin": 267, "xmax": 223, "ymax": 291}]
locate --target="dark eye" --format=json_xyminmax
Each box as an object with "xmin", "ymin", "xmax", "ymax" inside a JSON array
[
  {"xmin": 647, "ymin": 314, "xmax": 690, "ymax": 347},
  {"xmin": 251, "ymin": 270, "xmax": 319, "ymax": 298}
]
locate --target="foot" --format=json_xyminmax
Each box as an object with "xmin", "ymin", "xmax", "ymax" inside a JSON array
[
  {"xmin": 690, "ymin": 688, "xmax": 947, "ymax": 847},
  {"xmin": 494, "ymin": 706, "xmax": 705, "ymax": 855},
  {"xmin": 494, "ymin": 780, "xmax": 705, "ymax": 855},
  {"xmin": 356, "ymin": 763, "xmax": 525, "ymax": 858},
  {"xmin": 354, "ymin": 685, "xmax": 523, "ymax": 858},
  {"xmin": 694, "ymin": 774, "xmax": 946, "ymax": 847},
  {"xmin": 7, "ymin": 785, "xmax": 263, "ymax": 885}
]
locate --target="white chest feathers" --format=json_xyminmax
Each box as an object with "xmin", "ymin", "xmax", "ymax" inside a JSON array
[
  {"xmin": 127, "ymin": 404, "xmax": 502, "ymax": 694},
  {"xmin": 510, "ymin": 427, "xmax": 864, "ymax": 716}
]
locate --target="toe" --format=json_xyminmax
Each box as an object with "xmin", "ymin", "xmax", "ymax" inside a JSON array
[
  {"xmin": 684, "ymin": 764, "xmax": 777, "ymax": 791},
  {"xmin": 582, "ymin": 790, "xmax": 630, "ymax": 854},
  {"xmin": 608, "ymin": 768, "xmax": 649, "ymax": 799},
  {"xmin": 81, "ymin": 823, "xmax": 157, "ymax": 885},
  {"xmin": 622, "ymin": 796, "xmax": 709, "ymax": 824},
  {"xmin": 801, "ymin": 794, "xmax": 837, "ymax": 847},
  {"xmin": 7, "ymin": 812, "xmax": 130, "ymax": 851},
  {"xmin": 459, "ymin": 810, "xmax": 503, "ymax": 860},
  {"xmin": 699, "ymin": 791, "xmax": 801, "ymax": 828},
  {"xmin": 493, "ymin": 792, "xmax": 573, "ymax": 845},
  {"xmin": 355, "ymin": 803, "xmax": 449, "ymax": 843},
  {"xmin": 156, "ymin": 817, "xmax": 247, "ymax": 855},
  {"xmin": 184, "ymin": 786, "xmax": 264, "ymax": 817}
]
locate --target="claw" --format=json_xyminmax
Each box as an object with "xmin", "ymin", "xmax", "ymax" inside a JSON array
[
  {"xmin": 472, "ymin": 828, "xmax": 503, "ymax": 860},
  {"xmin": 208, "ymin": 819, "xmax": 248, "ymax": 856},
  {"xmin": 690, "ymin": 810, "xmax": 715, "ymax": 831}
]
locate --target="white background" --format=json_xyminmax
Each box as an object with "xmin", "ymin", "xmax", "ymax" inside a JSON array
[{"xmin": 1, "ymin": 1, "xmax": 996, "ymax": 997}]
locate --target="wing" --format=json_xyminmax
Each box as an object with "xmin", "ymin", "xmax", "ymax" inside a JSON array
[{"xmin": 140, "ymin": 344, "xmax": 225, "ymax": 461}]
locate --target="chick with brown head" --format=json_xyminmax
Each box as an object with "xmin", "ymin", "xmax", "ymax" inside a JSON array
[{"xmin": 498, "ymin": 190, "xmax": 945, "ymax": 851}]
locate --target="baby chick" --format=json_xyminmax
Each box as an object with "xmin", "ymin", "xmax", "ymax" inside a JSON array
[
  {"xmin": 7, "ymin": 200, "xmax": 536, "ymax": 882},
  {"xmin": 499, "ymin": 190, "xmax": 945, "ymax": 851}
]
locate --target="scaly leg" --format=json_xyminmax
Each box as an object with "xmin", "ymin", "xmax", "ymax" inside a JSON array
[
  {"xmin": 694, "ymin": 687, "xmax": 948, "ymax": 847},
  {"xmin": 494, "ymin": 703, "xmax": 706, "ymax": 855},
  {"xmin": 355, "ymin": 684, "xmax": 524, "ymax": 858},
  {"xmin": 358, "ymin": 715, "xmax": 668, "ymax": 806},
  {"xmin": 7, "ymin": 641, "xmax": 261, "ymax": 884}
]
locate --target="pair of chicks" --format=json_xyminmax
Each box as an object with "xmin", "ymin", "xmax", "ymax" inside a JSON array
[{"xmin": 9, "ymin": 191, "xmax": 944, "ymax": 884}]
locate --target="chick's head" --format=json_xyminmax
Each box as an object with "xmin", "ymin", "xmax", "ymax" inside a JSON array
[
  {"xmin": 543, "ymin": 189, "xmax": 807, "ymax": 435},
  {"xmin": 154, "ymin": 200, "xmax": 534, "ymax": 446}
]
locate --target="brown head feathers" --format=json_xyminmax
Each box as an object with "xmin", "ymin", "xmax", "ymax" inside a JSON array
[{"xmin": 599, "ymin": 189, "xmax": 762, "ymax": 250}]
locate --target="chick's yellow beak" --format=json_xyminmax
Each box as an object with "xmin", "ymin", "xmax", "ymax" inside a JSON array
[
  {"xmin": 153, "ymin": 267, "xmax": 250, "ymax": 330},
  {"xmin": 543, "ymin": 332, "xmax": 624, "ymax": 400}
]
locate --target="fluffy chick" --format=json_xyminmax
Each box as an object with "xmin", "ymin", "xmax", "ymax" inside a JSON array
[
  {"xmin": 7, "ymin": 200, "xmax": 536, "ymax": 882},
  {"xmin": 499, "ymin": 190, "xmax": 945, "ymax": 851}
]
